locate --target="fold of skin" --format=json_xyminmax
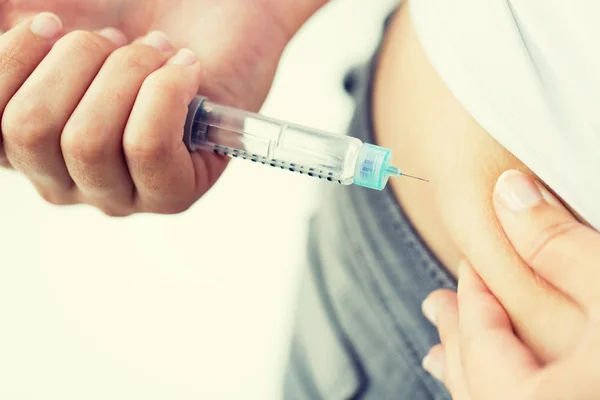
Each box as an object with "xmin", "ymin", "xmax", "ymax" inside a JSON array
[{"xmin": 373, "ymin": 1, "xmax": 586, "ymax": 363}]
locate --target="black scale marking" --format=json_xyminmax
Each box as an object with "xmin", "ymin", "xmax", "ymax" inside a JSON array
[{"xmin": 213, "ymin": 146, "xmax": 343, "ymax": 184}]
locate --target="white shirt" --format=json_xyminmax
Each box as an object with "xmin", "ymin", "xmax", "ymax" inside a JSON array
[{"xmin": 410, "ymin": 0, "xmax": 600, "ymax": 230}]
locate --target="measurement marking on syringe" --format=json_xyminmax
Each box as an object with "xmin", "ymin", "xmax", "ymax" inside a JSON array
[
  {"xmin": 188, "ymin": 98, "xmax": 416, "ymax": 190},
  {"xmin": 268, "ymin": 123, "xmax": 288, "ymax": 160},
  {"xmin": 212, "ymin": 144, "xmax": 345, "ymax": 184}
]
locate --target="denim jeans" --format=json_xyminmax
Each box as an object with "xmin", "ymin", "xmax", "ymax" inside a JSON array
[{"xmin": 282, "ymin": 13, "xmax": 457, "ymax": 399}]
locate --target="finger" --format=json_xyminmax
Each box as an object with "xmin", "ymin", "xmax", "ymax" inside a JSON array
[
  {"xmin": 0, "ymin": 13, "xmax": 64, "ymax": 168},
  {"xmin": 477, "ymin": 170, "xmax": 584, "ymax": 363},
  {"xmin": 423, "ymin": 290, "xmax": 471, "ymax": 398},
  {"xmin": 494, "ymin": 170, "xmax": 600, "ymax": 307},
  {"xmin": 2, "ymin": 28, "xmax": 125, "ymax": 204},
  {"xmin": 61, "ymin": 31, "xmax": 175, "ymax": 216},
  {"xmin": 424, "ymin": 344, "xmax": 474, "ymax": 400},
  {"xmin": 457, "ymin": 260, "xmax": 539, "ymax": 399},
  {"xmin": 124, "ymin": 48, "xmax": 211, "ymax": 214},
  {"xmin": 423, "ymin": 289, "xmax": 458, "ymax": 345},
  {"xmin": 422, "ymin": 344, "xmax": 445, "ymax": 382}
]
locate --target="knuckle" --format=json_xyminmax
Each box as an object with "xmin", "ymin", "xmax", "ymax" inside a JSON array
[
  {"xmin": 57, "ymin": 30, "xmax": 109, "ymax": 56},
  {"xmin": 145, "ymin": 200, "xmax": 194, "ymax": 216},
  {"xmin": 111, "ymin": 45, "xmax": 162, "ymax": 75},
  {"xmin": 38, "ymin": 189, "xmax": 73, "ymax": 207},
  {"xmin": 104, "ymin": 87, "xmax": 130, "ymax": 105},
  {"xmin": 2, "ymin": 101, "xmax": 54, "ymax": 149},
  {"xmin": 0, "ymin": 45, "xmax": 27, "ymax": 77},
  {"xmin": 525, "ymin": 220, "xmax": 580, "ymax": 266},
  {"xmin": 142, "ymin": 73, "xmax": 183, "ymax": 100},
  {"xmin": 99, "ymin": 206, "xmax": 134, "ymax": 218},
  {"xmin": 62, "ymin": 126, "xmax": 108, "ymax": 166},
  {"xmin": 163, "ymin": 201, "xmax": 194, "ymax": 215},
  {"xmin": 124, "ymin": 134, "xmax": 174, "ymax": 163}
]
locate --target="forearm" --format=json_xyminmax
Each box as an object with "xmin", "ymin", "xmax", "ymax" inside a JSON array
[{"xmin": 271, "ymin": 0, "xmax": 330, "ymax": 36}]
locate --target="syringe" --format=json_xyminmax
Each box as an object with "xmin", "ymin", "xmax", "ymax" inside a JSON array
[{"xmin": 184, "ymin": 97, "xmax": 427, "ymax": 191}]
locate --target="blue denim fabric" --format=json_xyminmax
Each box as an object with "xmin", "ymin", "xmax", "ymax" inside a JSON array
[{"xmin": 282, "ymin": 12, "xmax": 458, "ymax": 400}]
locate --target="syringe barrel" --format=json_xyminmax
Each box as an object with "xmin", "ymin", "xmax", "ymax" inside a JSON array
[{"xmin": 184, "ymin": 96, "xmax": 363, "ymax": 184}]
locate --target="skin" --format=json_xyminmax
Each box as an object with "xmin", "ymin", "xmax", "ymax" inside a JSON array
[
  {"xmin": 0, "ymin": 0, "xmax": 592, "ymax": 386},
  {"xmin": 373, "ymin": 2, "xmax": 585, "ymax": 363},
  {"xmin": 423, "ymin": 170, "xmax": 600, "ymax": 400},
  {"xmin": 0, "ymin": 0, "xmax": 326, "ymax": 215},
  {"xmin": 0, "ymin": 16, "xmax": 228, "ymax": 216},
  {"xmin": 0, "ymin": 0, "xmax": 298, "ymax": 110}
]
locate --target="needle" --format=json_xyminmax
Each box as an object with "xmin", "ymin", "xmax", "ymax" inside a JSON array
[
  {"xmin": 402, "ymin": 173, "xmax": 429, "ymax": 183},
  {"xmin": 386, "ymin": 166, "xmax": 429, "ymax": 183}
]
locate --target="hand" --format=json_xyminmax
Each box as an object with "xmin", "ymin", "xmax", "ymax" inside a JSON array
[
  {"xmin": 1, "ymin": 1, "xmax": 327, "ymax": 214},
  {"xmin": 422, "ymin": 170, "xmax": 600, "ymax": 399},
  {"xmin": 0, "ymin": 14, "xmax": 227, "ymax": 215}
]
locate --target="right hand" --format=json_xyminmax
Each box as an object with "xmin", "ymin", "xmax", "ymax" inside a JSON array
[
  {"xmin": 0, "ymin": 0, "xmax": 325, "ymax": 215},
  {"xmin": 0, "ymin": 14, "xmax": 228, "ymax": 216}
]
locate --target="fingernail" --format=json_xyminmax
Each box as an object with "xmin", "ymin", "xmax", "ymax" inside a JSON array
[
  {"xmin": 167, "ymin": 48, "xmax": 198, "ymax": 66},
  {"xmin": 495, "ymin": 170, "xmax": 543, "ymax": 212},
  {"xmin": 423, "ymin": 353, "xmax": 444, "ymax": 381},
  {"xmin": 30, "ymin": 12, "xmax": 63, "ymax": 39},
  {"xmin": 98, "ymin": 27, "xmax": 128, "ymax": 47},
  {"xmin": 142, "ymin": 31, "xmax": 173, "ymax": 51},
  {"xmin": 422, "ymin": 296, "xmax": 437, "ymax": 326}
]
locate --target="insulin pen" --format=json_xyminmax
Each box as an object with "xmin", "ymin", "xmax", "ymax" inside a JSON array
[{"xmin": 183, "ymin": 97, "xmax": 427, "ymax": 191}]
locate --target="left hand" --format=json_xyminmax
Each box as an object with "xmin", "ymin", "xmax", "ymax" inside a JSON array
[{"xmin": 422, "ymin": 170, "xmax": 600, "ymax": 399}]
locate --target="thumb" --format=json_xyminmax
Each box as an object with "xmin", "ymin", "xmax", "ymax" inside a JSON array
[{"xmin": 493, "ymin": 170, "xmax": 600, "ymax": 308}]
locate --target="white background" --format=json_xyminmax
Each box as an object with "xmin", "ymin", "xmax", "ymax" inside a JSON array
[{"xmin": 0, "ymin": 1, "xmax": 396, "ymax": 398}]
